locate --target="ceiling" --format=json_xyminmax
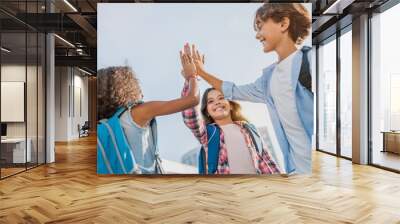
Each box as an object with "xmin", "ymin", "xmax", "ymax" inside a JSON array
[{"xmin": 0, "ymin": 0, "xmax": 394, "ymax": 74}]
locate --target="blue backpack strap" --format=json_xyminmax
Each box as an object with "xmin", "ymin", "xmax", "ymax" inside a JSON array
[
  {"xmin": 198, "ymin": 147, "xmax": 206, "ymax": 174},
  {"xmin": 114, "ymin": 106, "xmax": 128, "ymax": 118},
  {"xmin": 299, "ymin": 46, "xmax": 312, "ymax": 93},
  {"xmin": 206, "ymin": 124, "xmax": 220, "ymax": 174},
  {"xmin": 149, "ymin": 118, "xmax": 164, "ymax": 174},
  {"xmin": 242, "ymin": 123, "xmax": 282, "ymax": 167},
  {"xmin": 243, "ymin": 123, "xmax": 263, "ymax": 154},
  {"xmin": 198, "ymin": 124, "xmax": 220, "ymax": 174}
]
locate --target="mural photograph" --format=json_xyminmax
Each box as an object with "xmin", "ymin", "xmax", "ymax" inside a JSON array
[{"xmin": 97, "ymin": 3, "xmax": 313, "ymax": 175}]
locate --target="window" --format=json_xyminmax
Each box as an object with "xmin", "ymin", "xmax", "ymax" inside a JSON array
[
  {"xmin": 318, "ymin": 36, "xmax": 337, "ymax": 154},
  {"xmin": 340, "ymin": 29, "xmax": 352, "ymax": 158},
  {"xmin": 370, "ymin": 2, "xmax": 400, "ymax": 171}
]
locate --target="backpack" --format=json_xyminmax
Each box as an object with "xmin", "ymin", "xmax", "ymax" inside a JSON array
[
  {"xmin": 298, "ymin": 46, "xmax": 312, "ymax": 93},
  {"xmin": 97, "ymin": 106, "xmax": 164, "ymax": 174},
  {"xmin": 198, "ymin": 123, "xmax": 264, "ymax": 174}
]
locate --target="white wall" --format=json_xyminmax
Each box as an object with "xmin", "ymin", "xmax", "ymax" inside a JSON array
[
  {"xmin": 1, "ymin": 65, "xmax": 36, "ymax": 138},
  {"xmin": 54, "ymin": 67, "xmax": 89, "ymax": 141},
  {"xmin": 71, "ymin": 73, "xmax": 89, "ymax": 138},
  {"xmin": 1, "ymin": 63, "xmax": 46, "ymax": 164},
  {"xmin": 55, "ymin": 66, "xmax": 69, "ymax": 141},
  {"xmin": 1, "ymin": 65, "xmax": 26, "ymax": 140}
]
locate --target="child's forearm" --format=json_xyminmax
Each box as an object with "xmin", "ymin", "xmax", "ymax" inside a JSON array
[
  {"xmin": 181, "ymin": 101, "xmax": 206, "ymax": 145},
  {"xmin": 131, "ymin": 78, "xmax": 198, "ymax": 126},
  {"xmin": 136, "ymin": 93, "xmax": 199, "ymax": 122},
  {"xmin": 198, "ymin": 69, "xmax": 223, "ymax": 91},
  {"xmin": 181, "ymin": 80, "xmax": 206, "ymax": 145},
  {"xmin": 178, "ymin": 78, "xmax": 200, "ymax": 111},
  {"xmin": 187, "ymin": 77, "xmax": 199, "ymax": 98},
  {"xmin": 181, "ymin": 79, "xmax": 199, "ymax": 108},
  {"xmin": 181, "ymin": 94, "xmax": 199, "ymax": 108},
  {"xmin": 182, "ymin": 107, "xmax": 207, "ymax": 145}
]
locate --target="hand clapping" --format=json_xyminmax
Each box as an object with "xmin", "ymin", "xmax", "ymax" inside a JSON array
[
  {"xmin": 179, "ymin": 43, "xmax": 205, "ymax": 80},
  {"xmin": 180, "ymin": 43, "xmax": 197, "ymax": 80}
]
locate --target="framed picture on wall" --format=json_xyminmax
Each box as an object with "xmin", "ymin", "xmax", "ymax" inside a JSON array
[{"xmin": 97, "ymin": 3, "xmax": 313, "ymax": 175}]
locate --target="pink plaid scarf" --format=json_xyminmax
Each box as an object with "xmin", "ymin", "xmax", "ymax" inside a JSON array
[{"xmin": 215, "ymin": 122, "xmax": 280, "ymax": 174}]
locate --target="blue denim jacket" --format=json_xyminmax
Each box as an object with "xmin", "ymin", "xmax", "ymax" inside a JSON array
[{"xmin": 222, "ymin": 48, "xmax": 313, "ymax": 174}]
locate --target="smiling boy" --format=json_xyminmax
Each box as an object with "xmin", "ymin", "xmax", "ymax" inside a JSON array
[{"xmin": 187, "ymin": 3, "xmax": 312, "ymax": 174}]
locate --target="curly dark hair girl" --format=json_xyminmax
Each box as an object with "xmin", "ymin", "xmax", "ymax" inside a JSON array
[{"xmin": 97, "ymin": 66, "xmax": 143, "ymax": 120}]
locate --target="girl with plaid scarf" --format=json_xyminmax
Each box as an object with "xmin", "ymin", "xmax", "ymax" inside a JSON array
[{"xmin": 179, "ymin": 44, "xmax": 281, "ymax": 174}]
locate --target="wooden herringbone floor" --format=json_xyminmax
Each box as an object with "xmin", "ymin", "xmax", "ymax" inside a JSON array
[{"xmin": 0, "ymin": 135, "xmax": 400, "ymax": 224}]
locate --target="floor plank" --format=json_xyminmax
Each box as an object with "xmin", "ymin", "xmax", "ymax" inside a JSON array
[{"xmin": 0, "ymin": 135, "xmax": 399, "ymax": 223}]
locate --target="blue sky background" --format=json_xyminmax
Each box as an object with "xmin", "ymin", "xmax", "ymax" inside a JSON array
[{"xmin": 98, "ymin": 3, "xmax": 312, "ymax": 162}]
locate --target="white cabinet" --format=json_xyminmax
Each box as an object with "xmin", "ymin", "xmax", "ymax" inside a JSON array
[{"xmin": 1, "ymin": 138, "xmax": 32, "ymax": 163}]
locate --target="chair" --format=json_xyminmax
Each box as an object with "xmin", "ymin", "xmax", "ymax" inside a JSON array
[{"xmin": 78, "ymin": 121, "xmax": 90, "ymax": 138}]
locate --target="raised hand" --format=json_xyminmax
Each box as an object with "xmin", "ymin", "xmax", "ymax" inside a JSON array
[
  {"xmin": 182, "ymin": 43, "xmax": 222, "ymax": 91},
  {"xmin": 180, "ymin": 49, "xmax": 197, "ymax": 80},
  {"xmin": 191, "ymin": 44, "xmax": 205, "ymax": 74},
  {"xmin": 184, "ymin": 43, "xmax": 192, "ymax": 58}
]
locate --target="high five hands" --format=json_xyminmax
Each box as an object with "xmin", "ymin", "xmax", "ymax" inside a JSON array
[{"xmin": 179, "ymin": 43, "xmax": 205, "ymax": 80}]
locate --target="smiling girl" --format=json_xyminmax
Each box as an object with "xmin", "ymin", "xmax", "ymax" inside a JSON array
[
  {"xmin": 179, "ymin": 45, "xmax": 280, "ymax": 174},
  {"xmin": 181, "ymin": 85, "xmax": 281, "ymax": 175}
]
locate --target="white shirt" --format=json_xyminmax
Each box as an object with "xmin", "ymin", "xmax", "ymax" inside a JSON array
[
  {"xmin": 119, "ymin": 109, "xmax": 157, "ymax": 174},
  {"xmin": 270, "ymin": 50, "xmax": 311, "ymax": 174},
  {"xmin": 220, "ymin": 124, "xmax": 256, "ymax": 174}
]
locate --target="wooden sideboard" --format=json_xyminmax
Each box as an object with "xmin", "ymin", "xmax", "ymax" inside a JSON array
[{"xmin": 382, "ymin": 131, "xmax": 400, "ymax": 154}]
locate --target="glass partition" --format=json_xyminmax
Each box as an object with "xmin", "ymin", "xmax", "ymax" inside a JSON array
[
  {"xmin": 317, "ymin": 36, "xmax": 337, "ymax": 155},
  {"xmin": 1, "ymin": 30, "xmax": 28, "ymax": 177},
  {"xmin": 0, "ymin": 1, "xmax": 46, "ymax": 179}
]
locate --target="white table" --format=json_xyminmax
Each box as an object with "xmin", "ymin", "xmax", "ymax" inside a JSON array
[{"xmin": 1, "ymin": 138, "xmax": 32, "ymax": 163}]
